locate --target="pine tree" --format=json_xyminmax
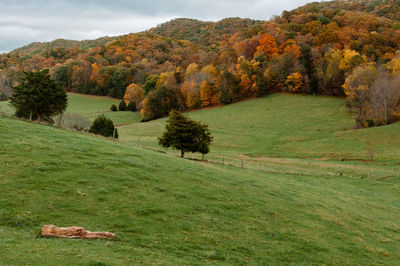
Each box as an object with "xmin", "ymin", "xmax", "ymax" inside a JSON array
[
  {"xmin": 89, "ymin": 114, "xmax": 118, "ymax": 138},
  {"xmin": 118, "ymin": 100, "xmax": 127, "ymax": 111},
  {"xmin": 158, "ymin": 110, "xmax": 212, "ymax": 158},
  {"xmin": 127, "ymin": 101, "xmax": 137, "ymax": 112},
  {"xmin": 10, "ymin": 69, "xmax": 67, "ymax": 121}
]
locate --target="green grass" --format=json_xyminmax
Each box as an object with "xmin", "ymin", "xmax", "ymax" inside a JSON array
[
  {"xmin": 1, "ymin": 93, "xmax": 400, "ymax": 264},
  {"xmin": 0, "ymin": 100, "xmax": 14, "ymax": 115},
  {"xmin": 0, "ymin": 93, "xmax": 140, "ymax": 126},
  {"xmin": 120, "ymin": 93, "xmax": 400, "ymax": 164},
  {"xmin": 66, "ymin": 93, "xmax": 119, "ymax": 114},
  {"xmin": 1, "ymin": 114, "xmax": 400, "ymax": 265}
]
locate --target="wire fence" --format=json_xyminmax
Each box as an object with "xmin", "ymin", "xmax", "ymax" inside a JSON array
[{"xmin": 132, "ymin": 136, "xmax": 400, "ymax": 180}]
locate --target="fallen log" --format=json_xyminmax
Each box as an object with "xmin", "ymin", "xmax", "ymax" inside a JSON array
[{"xmin": 41, "ymin": 225, "xmax": 115, "ymax": 239}]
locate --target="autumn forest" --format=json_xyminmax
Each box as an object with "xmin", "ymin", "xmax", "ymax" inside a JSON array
[{"xmin": 2, "ymin": 0, "xmax": 400, "ymax": 126}]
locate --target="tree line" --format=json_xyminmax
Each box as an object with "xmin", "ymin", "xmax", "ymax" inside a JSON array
[{"xmin": 2, "ymin": 1, "xmax": 400, "ymax": 127}]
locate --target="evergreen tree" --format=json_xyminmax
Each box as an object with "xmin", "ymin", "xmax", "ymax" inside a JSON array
[
  {"xmin": 89, "ymin": 114, "xmax": 118, "ymax": 138},
  {"xmin": 127, "ymin": 101, "xmax": 137, "ymax": 112},
  {"xmin": 118, "ymin": 100, "xmax": 127, "ymax": 111},
  {"xmin": 110, "ymin": 104, "xmax": 118, "ymax": 112},
  {"xmin": 10, "ymin": 69, "xmax": 67, "ymax": 121},
  {"xmin": 159, "ymin": 110, "xmax": 212, "ymax": 158}
]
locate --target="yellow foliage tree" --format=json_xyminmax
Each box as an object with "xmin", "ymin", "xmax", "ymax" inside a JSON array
[
  {"xmin": 90, "ymin": 63, "xmax": 100, "ymax": 81},
  {"xmin": 185, "ymin": 63, "xmax": 199, "ymax": 76},
  {"xmin": 156, "ymin": 71, "xmax": 177, "ymax": 88},
  {"xmin": 339, "ymin": 49, "xmax": 365, "ymax": 72},
  {"xmin": 140, "ymin": 97, "xmax": 151, "ymax": 121},
  {"xmin": 285, "ymin": 72, "xmax": 304, "ymax": 93},
  {"xmin": 181, "ymin": 80, "xmax": 201, "ymax": 109},
  {"xmin": 200, "ymin": 81, "xmax": 219, "ymax": 107},
  {"xmin": 240, "ymin": 74, "xmax": 252, "ymax": 97},
  {"xmin": 124, "ymin": 83, "xmax": 144, "ymax": 108},
  {"xmin": 387, "ymin": 52, "xmax": 400, "ymax": 73},
  {"xmin": 343, "ymin": 64, "xmax": 376, "ymax": 120}
]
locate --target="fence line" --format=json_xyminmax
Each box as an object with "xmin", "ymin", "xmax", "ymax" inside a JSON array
[{"xmin": 131, "ymin": 137, "xmax": 399, "ymax": 180}]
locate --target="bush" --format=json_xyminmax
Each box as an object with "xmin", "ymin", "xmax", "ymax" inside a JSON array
[
  {"xmin": 57, "ymin": 113, "xmax": 91, "ymax": 131},
  {"xmin": 127, "ymin": 101, "xmax": 137, "ymax": 112},
  {"xmin": 0, "ymin": 92, "xmax": 8, "ymax": 101},
  {"xmin": 118, "ymin": 100, "xmax": 127, "ymax": 111},
  {"xmin": 89, "ymin": 115, "xmax": 118, "ymax": 138},
  {"xmin": 110, "ymin": 104, "xmax": 117, "ymax": 112}
]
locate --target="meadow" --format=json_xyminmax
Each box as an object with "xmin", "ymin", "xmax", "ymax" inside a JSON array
[
  {"xmin": 0, "ymin": 115, "xmax": 400, "ymax": 265},
  {"xmin": 0, "ymin": 93, "xmax": 140, "ymax": 127},
  {"xmin": 119, "ymin": 93, "xmax": 400, "ymax": 178},
  {"xmin": 1, "ymin": 92, "xmax": 400, "ymax": 264}
]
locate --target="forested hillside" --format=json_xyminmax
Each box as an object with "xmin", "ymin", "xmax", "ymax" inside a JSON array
[{"xmin": 1, "ymin": 0, "xmax": 400, "ymax": 125}]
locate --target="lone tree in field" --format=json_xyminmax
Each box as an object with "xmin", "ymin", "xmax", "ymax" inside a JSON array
[
  {"xmin": 159, "ymin": 110, "xmax": 212, "ymax": 158},
  {"xmin": 10, "ymin": 69, "xmax": 67, "ymax": 121},
  {"xmin": 89, "ymin": 114, "xmax": 118, "ymax": 139}
]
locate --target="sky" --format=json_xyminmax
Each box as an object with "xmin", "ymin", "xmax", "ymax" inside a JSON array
[{"xmin": 0, "ymin": 0, "xmax": 318, "ymax": 53}]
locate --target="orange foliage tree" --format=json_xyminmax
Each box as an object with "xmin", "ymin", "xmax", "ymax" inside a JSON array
[
  {"xmin": 124, "ymin": 83, "xmax": 144, "ymax": 109},
  {"xmin": 254, "ymin": 34, "xmax": 279, "ymax": 59}
]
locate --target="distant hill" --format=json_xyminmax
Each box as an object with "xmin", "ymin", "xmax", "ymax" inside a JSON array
[
  {"xmin": 148, "ymin": 17, "xmax": 264, "ymax": 47},
  {"xmin": 9, "ymin": 36, "xmax": 118, "ymax": 56},
  {"xmin": 293, "ymin": 0, "xmax": 400, "ymax": 21}
]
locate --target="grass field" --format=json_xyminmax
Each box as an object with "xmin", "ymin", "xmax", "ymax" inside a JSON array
[
  {"xmin": 1, "ymin": 116, "xmax": 400, "ymax": 265},
  {"xmin": 120, "ymin": 93, "xmax": 400, "ymax": 168},
  {"xmin": 0, "ymin": 93, "xmax": 140, "ymax": 126}
]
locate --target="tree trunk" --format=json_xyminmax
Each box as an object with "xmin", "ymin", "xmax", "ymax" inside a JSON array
[
  {"xmin": 181, "ymin": 150, "xmax": 184, "ymax": 158},
  {"xmin": 41, "ymin": 225, "xmax": 115, "ymax": 239}
]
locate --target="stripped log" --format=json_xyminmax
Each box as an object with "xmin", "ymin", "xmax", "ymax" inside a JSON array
[{"xmin": 41, "ymin": 225, "xmax": 115, "ymax": 239}]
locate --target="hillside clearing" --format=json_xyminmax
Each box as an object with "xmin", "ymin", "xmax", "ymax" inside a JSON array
[{"xmin": 0, "ymin": 116, "xmax": 399, "ymax": 264}]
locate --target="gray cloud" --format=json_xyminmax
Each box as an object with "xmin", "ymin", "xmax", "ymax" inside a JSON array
[{"xmin": 0, "ymin": 0, "xmax": 317, "ymax": 52}]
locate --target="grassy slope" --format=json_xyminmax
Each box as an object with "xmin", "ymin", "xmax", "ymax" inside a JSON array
[
  {"xmin": 0, "ymin": 93, "xmax": 140, "ymax": 126},
  {"xmin": 120, "ymin": 93, "xmax": 400, "ymax": 163},
  {"xmin": 1, "ymin": 116, "xmax": 400, "ymax": 265}
]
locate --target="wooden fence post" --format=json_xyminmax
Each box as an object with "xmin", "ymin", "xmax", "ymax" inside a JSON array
[{"xmin": 137, "ymin": 136, "xmax": 141, "ymax": 146}]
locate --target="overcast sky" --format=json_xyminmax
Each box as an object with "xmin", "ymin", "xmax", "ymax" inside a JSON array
[{"xmin": 0, "ymin": 0, "xmax": 318, "ymax": 53}]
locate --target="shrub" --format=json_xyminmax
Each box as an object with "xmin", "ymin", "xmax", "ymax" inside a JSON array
[
  {"xmin": 118, "ymin": 100, "xmax": 127, "ymax": 111},
  {"xmin": 0, "ymin": 92, "xmax": 8, "ymax": 101},
  {"xmin": 127, "ymin": 101, "xmax": 137, "ymax": 112},
  {"xmin": 110, "ymin": 104, "xmax": 117, "ymax": 112},
  {"xmin": 89, "ymin": 115, "xmax": 118, "ymax": 138}
]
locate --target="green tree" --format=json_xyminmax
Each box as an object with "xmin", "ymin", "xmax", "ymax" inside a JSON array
[
  {"xmin": 143, "ymin": 74, "xmax": 159, "ymax": 95},
  {"xmin": 159, "ymin": 110, "xmax": 213, "ymax": 158},
  {"xmin": 110, "ymin": 104, "xmax": 117, "ymax": 112},
  {"xmin": 54, "ymin": 65, "xmax": 73, "ymax": 91},
  {"xmin": 89, "ymin": 114, "xmax": 118, "ymax": 138},
  {"xmin": 127, "ymin": 101, "xmax": 137, "ymax": 112},
  {"xmin": 10, "ymin": 69, "xmax": 67, "ymax": 122},
  {"xmin": 141, "ymin": 86, "xmax": 181, "ymax": 121},
  {"xmin": 118, "ymin": 100, "xmax": 127, "ymax": 111}
]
